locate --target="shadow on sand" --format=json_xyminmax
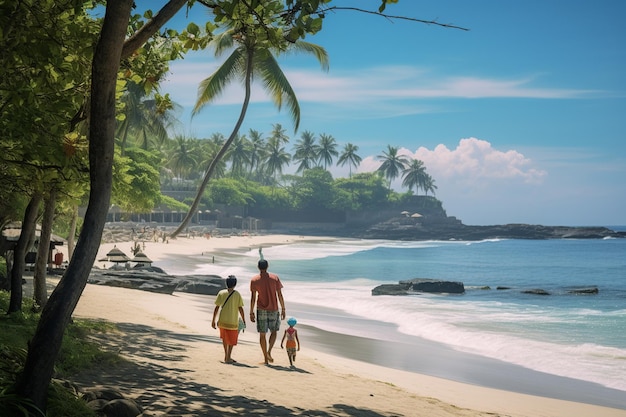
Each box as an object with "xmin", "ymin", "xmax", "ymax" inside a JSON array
[{"xmin": 71, "ymin": 322, "xmax": 398, "ymax": 417}]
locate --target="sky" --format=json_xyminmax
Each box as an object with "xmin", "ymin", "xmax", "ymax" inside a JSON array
[{"xmin": 156, "ymin": 0, "xmax": 626, "ymax": 226}]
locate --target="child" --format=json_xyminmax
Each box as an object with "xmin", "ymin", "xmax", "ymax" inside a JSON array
[
  {"xmin": 280, "ymin": 317, "xmax": 300, "ymax": 367},
  {"xmin": 212, "ymin": 275, "xmax": 245, "ymax": 364}
]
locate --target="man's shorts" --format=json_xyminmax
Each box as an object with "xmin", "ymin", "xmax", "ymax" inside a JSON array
[{"xmin": 256, "ymin": 309, "xmax": 280, "ymax": 333}]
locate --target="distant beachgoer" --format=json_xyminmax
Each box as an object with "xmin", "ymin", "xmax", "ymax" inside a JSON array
[
  {"xmin": 281, "ymin": 317, "xmax": 300, "ymax": 367},
  {"xmin": 212, "ymin": 275, "xmax": 246, "ymax": 364},
  {"xmin": 250, "ymin": 258, "xmax": 286, "ymax": 365}
]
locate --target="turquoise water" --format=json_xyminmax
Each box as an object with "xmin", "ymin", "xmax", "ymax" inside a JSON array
[{"xmin": 188, "ymin": 233, "xmax": 626, "ymax": 392}]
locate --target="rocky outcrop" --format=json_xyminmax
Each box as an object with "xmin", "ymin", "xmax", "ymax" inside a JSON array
[
  {"xmin": 371, "ymin": 283, "xmax": 411, "ymax": 296},
  {"xmin": 88, "ymin": 269, "xmax": 226, "ymax": 295},
  {"xmin": 521, "ymin": 288, "xmax": 550, "ymax": 296},
  {"xmin": 356, "ymin": 217, "xmax": 626, "ymax": 241},
  {"xmin": 568, "ymin": 287, "xmax": 599, "ymax": 294},
  {"xmin": 372, "ymin": 278, "xmax": 465, "ymax": 295},
  {"xmin": 175, "ymin": 275, "xmax": 225, "ymax": 295},
  {"xmin": 402, "ymin": 278, "xmax": 465, "ymax": 294}
]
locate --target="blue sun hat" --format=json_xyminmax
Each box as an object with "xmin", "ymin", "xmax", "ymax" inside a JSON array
[{"xmin": 287, "ymin": 317, "xmax": 297, "ymax": 327}]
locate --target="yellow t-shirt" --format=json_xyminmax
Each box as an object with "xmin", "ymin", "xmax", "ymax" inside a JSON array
[{"xmin": 215, "ymin": 289, "xmax": 243, "ymax": 330}]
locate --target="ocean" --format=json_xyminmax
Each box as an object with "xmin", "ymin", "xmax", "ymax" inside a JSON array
[{"xmin": 165, "ymin": 230, "xmax": 626, "ymax": 397}]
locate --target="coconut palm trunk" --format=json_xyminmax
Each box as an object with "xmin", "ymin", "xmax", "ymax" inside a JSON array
[{"xmin": 171, "ymin": 48, "xmax": 254, "ymax": 238}]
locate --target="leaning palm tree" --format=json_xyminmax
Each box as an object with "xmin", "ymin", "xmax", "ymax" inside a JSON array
[
  {"xmin": 401, "ymin": 158, "xmax": 427, "ymax": 194},
  {"xmin": 293, "ymin": 130, "xmax": 318, "ymax": 173},
  {"xmin": 317, "ymin": 133, "xmax": 338, "ymax": 170},
  {"xmin": 171, "ymin": 12, "xmax": 329, "ymax": 237},
  {"xmin": 376, "ymin": 145, "xmax": 409, "ymax": 190},
  {"xmin": 337, "ymin": 142, "xmax": 362, "ymax": 178}
]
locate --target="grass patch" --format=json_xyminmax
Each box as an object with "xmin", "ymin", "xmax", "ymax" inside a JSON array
[{"xmin": 0, "ymin": 291, "xmax": 123, "ymax": 416}]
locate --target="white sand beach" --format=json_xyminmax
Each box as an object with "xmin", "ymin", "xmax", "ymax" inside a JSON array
[{"xmin": 61, "ymin": 232, "xmax": 626, "ymax": 417}]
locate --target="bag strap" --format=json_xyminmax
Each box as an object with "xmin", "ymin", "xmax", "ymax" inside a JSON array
[{"xmin": 222, "ymin": 290, "xmax": 236, "ymax": 306}]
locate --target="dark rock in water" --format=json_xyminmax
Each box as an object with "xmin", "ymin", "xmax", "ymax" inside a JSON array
[
  {"xmin": 522, "ymin": 288, "xmax": 550, "ymax": 295},
  {"xmin": 401, "ymin": 278, "xmax": 465, "ymax": 294},
  {"xmin": 568, "ymin": 287, "xmax": 599, "ymax": 294},
  {"xmin": 371, "ymin": 283, "xmax": 411, "ymax": 296},
  {"xmin": 496, "ymin": 286, "xmax": 511, "ymax": 290}
]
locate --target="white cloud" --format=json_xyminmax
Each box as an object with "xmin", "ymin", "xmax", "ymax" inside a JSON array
[
  {"xmin": 356, "ymin": 138, "xmax": 546, "ymax": 185},
  {"xmin": 407, "ymin": 138, "xmax": 547, "ymax": 184},
  {"xmin": 162, "ymin": 61, "xmax": 598, "ymax": 121}
]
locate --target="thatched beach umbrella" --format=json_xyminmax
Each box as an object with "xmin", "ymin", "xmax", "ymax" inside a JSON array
[
  {"xmin": 411, "ymin": 212, "xmax": 423, "ymax": 218},
  {"xmin": 102, "ymin": 245, "xmax": 130, "ymax": 264},
  {"xmin": 131, "ymin": 250, "xmax": 152, "ymax": 265}
]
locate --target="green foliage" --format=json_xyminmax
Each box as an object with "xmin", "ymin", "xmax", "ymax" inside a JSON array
[
  {"xmin": 0, "ymin": 292, "xmax": 119, "ymax": 417},
  {"xmin": 206, "ymin": 178, "xmax": 255, "ymax": 207},
  {"xmin": 159, "ymin": 195, "xmax": 190, "ymax": 212},
  {"xmin": 112, "ymin": 147, "xmax": 162, "ymax": 213}
]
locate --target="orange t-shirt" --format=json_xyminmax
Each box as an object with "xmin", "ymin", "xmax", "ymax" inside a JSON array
[{"xmin": 250, "ymin": 272, "xmax": 283, "ymax": 311}]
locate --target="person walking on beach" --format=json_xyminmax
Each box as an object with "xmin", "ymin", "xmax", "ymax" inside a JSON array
[
  {"xmin": 281, "ymin": 317, "xmax": 300, "ymax": 367},
  {"xmin": 250, "ymin": 259, "xmax": 286, "ymax": 364},
  {"xmin": 212, "ymin": 275, "xmax": 246, "ymax": 364}
]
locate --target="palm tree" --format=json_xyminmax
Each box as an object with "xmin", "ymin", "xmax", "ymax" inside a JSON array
[
  {"xmin": 167, "ymin": 134, "xmax": 198, "ymax": 182},
  {"xmin": 337, "ymin": 142, "xmax": 361, "ymax": 178},
  {"xmin": 247, "ymin": 129, "xmax": 266, "ymax": 177},
  {"xmin": 270, "ymin": 123, "xmax": 290, "ymax": 145},
  {"xmin": 116, "ymin": 82, "xmax": 178, "ymax": 154},
  {"xmin": 317, "ymin": 133, "xmax": 338, "ymax": 170},
  {"xmin": 376, "ymin": 145, "xmax": 409, "ymax": 189},
  {"xmin": 227, "ymin": 133, "xmax": 251, "ymax": 178},
  {"xmin": 401, "ymin": 158, "xmax": 427, "ymax": 194},
  {"xmin": 293, "ymin": 130, "xmax": 318, "ymax": 173},
  {"xmin": 170, "ymin": 13, "xmax": 329, "ymax": 237},
  {"xmin": 265, "ymin": 137, "xmax": 291, "ymax": 185},
  {"xmin": 423, "ymin": 173, "xmax": 438, "ymax": 196}
]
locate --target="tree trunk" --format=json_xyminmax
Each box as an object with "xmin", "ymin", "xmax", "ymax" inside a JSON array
[
  {"xmin": 67, "ymin": 204, "xmax": 78, "ymax": 261},
  {"xmin": 171, "ymin": 48, "xmax": 254, "ymax": 238},
  {"xmin": 15, "ymin": 1, "xmax": 133, "ymax": 411},
  {"xmin": 8, "ymin": 193, "xmax": 42, "ymax": 313},
  {"xmin": 33, "ymin": 187, "xmax": 57, "ymax": 309}
]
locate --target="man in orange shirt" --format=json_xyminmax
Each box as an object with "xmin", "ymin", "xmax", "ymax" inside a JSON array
[{"xmin": 250, "ymin": 259, "xmax": 286, "ymax": 365}]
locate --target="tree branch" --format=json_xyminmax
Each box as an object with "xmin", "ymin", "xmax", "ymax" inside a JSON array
[
  {"xmin": 121, "ymin": 0, "xmax": 189, "ymax": 60},
  {"xmin": 321, "ymin": 6, "xmax": 469, "ymax": 31}
]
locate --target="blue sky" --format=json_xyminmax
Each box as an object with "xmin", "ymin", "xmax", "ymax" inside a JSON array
[{"xmin": 158, "ymin": 1, "xmax": 625, "ymax": 226}]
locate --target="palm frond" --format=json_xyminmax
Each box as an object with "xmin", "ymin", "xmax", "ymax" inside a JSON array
[
  {"xmin": 256, "ymin": 52, "xmax": 301, "ymax": 130},
  {"xmin": 212, "ymin": 28, "xmax": 236, "ymax": 57},
  {"xmin": 193, "ymin": 47, "xmax": 246, "ymax": 116},
  {"xmin": 290, "ymin": 41, "xmax": 329, "ymax": 72}
]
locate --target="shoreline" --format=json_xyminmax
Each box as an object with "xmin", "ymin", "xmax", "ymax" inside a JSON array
[{"xmin": 59, "ymin": 233, "xmax": 626, "ymax": 416}]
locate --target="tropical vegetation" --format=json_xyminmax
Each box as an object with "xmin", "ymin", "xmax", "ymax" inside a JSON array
[{"xmin": 0, "ymin": 0, "xmax": 459, "ymax": 413}]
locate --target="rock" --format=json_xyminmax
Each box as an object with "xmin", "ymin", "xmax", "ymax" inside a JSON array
[
  {"xmin": 401, "ymin": 278, "xmax": 465, "ymax": 294},
  {"xmin": 82, "ymin": 388, "xmax": 125, "ymax": 402},
  {"xmin": 522, "ymin": 288, "xmax": 550, "ymax": 295},
  {"xmin": 175, "ymin": 275, "xmax": 226, "ymax": 295},
  {"xmin": 568, "ymin": 287, "xmax": 599, "ymax": 294},
  {"xmin": 102, "ymin": 398, "xmax": 143, "ymax": 417},
  {"xmin": 372, "ymin": 283, "xmax": 411, "ymax": 296},
  {"xmin": 496, "ymin": 286, "xmax": 511, "ymax": 290}
]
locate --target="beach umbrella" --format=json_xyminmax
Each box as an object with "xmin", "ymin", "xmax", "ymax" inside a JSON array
[
  {"xmin": 401, "ymin": 211, "xmax": 410, "ymax": 216},
  {"xmin": 411, "ymin": 212, "xmax": 423, "ymax": 218},
  {"xmin": 131, "ymin": 250, "xmax": 153, "ymax": 264},
  {"xmin": 103, "ymin": 245, "xmax": 130, "ymax": 263}
]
